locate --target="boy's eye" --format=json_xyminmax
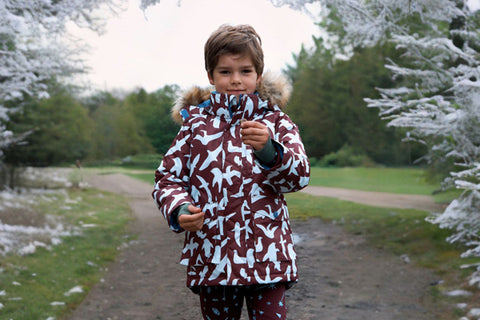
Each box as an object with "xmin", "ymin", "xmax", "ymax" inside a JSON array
[
  {"xmin": 219, "ymin": 70, "xmax": 230, "ymax": 75},
  {"xmin": 242, "ymin": 69, "xmax": 253, "ymax": 74}
]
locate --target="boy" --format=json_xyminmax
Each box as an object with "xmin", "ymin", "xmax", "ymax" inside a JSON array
[{"xmin": 153, "ymin": 24, "xmax": 310, "ymax": 320}]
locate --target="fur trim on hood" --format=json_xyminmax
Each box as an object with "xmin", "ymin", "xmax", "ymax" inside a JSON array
[{"xmin": 171, "ymin": 71, "xmax": 292, "ymax": 124}]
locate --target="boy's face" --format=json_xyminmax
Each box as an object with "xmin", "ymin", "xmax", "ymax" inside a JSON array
[{"xmin": 208, "ymin": 54, "xmax": 261, "ymax": 98}]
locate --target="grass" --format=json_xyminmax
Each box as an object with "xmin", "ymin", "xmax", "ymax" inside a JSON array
[
  {"xmin": 309, "ymin": 167, "xmax": 462, "ymax": 204},
  {"xmin": 309, "ymin": 167, "xmax": 439, "ymax": 194},
  {"xmin": 0, "ymin": 188, "xmax": 133, "ymax": 320}
]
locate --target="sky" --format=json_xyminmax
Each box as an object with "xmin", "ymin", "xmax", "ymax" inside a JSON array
[
  {"xmin": 71, "ymin": 0, "xmax": 320, "ymax": 93},
  {"xmin": 72, "ymin": 0, "xmax": 480, "ymax": 94}
]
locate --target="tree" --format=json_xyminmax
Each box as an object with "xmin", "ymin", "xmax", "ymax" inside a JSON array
[
  {"xmin": 287, "ymin": 32, "xmax": 423, "ymax": 165},
  {"xmin": 0, "ymin": 0, "xmax": 121, "ymax": 159},
  {"xmin": 124, "ymin": 85, "xmax": 179, "ymax": 155},
  {"xmin": 273, "ymin": 0, "xmax": 480, "ymax": 291},
  {"xmin": 89, "ymin": 98, "xmax": 153, "ymax": 160},
  {"xmin": 4, "ymin": 85, "xmax": 94, "ymax": 167}
]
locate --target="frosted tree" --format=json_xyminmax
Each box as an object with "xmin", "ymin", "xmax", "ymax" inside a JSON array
[
  {"xmin": 272, "ymin": 0, "xmax": 480, "ymax": 288},
  {"xmin": 0, "ymin": 0, "xmax": 122, "ymax": 158}
]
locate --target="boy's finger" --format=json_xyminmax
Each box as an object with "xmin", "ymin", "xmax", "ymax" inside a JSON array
[
  {"xmin": 183, "ymin": 212, "xmax": 204, "ymax": 221},
  {"xmin": 188, "ymin": 205, "xmax": 202, "ymax": 214}
]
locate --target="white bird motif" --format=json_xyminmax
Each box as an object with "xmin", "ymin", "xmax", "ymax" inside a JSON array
[
  {"xmin": 263, "ymin": 243, "xmax": 279, "ymax": 263},
  {"xmin": 224, "ymin": 165, "xmax": 241, "ymax": 185},
  {"xmin": 171, "ymin": 157, "xmax": 183, "ymax": 177},
  {"xmin": 257, "ymin": 224, "xmax": 278, "ymax": 239},
  {"xmin": 210, "ymin": 168, "xmax": 223, "ymax": 192},
  {"xmin": 239, "ymin": 268, "xmax": 251, "ymax": 282},
  {"xmin": 165, "ymin": 133, "xmax": 190, "ymax": 156},
  {"xmin": 227, "ymin": 140, "xmax": 243, "ymax": 154},
  {"xmin": 254, "ymin": 266, "xmax": 282, "ymax": 284},
  {"xmin": 182, "ymin": 237, "xmax": 199, "ymax": 256},
  {"xmin": 233, "ymin": 250, "xmax": 247, "ymax": 264},
  {"xmin": 233, "ymin": 222, "xmax": 246, "ymax": 247},
  {"xmin": 196, "ymin": 176, "xmax": 212, "ymax": 202},
  {"xmin": 193, "ymin": 130, "xmax": 224, "ymax": 145},
  {"xmin": 198, "ymin": 266, "xmax": 209, "ymax": 284},
  {"xmin": 199, "ymin": 145, "xmax": 223, "ymax": 171},
  {"xmin": 202, "ymin": 238, "xmax": 214, "ymax": 258},
  {"xmin": 189, "ymin": 154, "xmax": 201, "ymax": 172},
  {"xmin": 255, "ymin": 236, "xmax": 263, "ymax": 253}
]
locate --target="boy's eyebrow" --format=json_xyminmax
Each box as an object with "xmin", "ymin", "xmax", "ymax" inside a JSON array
[{"xmin": 215, "ymin": 64, "xmax": 255, "ymax": 69}]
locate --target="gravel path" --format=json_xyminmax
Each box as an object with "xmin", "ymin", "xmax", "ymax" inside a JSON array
[{"xmin": 67, "ymin": 173, "xmax": 447, "ymax": 320}]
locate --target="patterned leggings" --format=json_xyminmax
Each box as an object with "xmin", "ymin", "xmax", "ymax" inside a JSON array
[{"xmin": 198, "ymin": 283, "xmax": 287, "ymax": 320}]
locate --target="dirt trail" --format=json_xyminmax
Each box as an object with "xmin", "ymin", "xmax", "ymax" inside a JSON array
[
  {"xmin": 68, "ymin": 173, "xmax": 445, "ymax": 320},
  {"xmin": 301, "ymin": 186, "xmax": 443, "ymax": 212}
]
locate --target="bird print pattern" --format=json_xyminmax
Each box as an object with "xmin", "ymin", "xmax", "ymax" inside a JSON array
[{"xmin": 153, "ymin": 87, "xmax": 310, "ymax": 289}]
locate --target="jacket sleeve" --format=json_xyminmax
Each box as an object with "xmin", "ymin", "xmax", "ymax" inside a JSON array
[
  {"xmin": 152, "ymin": 123, "xmax": 194, "ymax": 232},
  {"xmin": 261, "ymin": 114, "xmax": 310, "ymax": 193}
]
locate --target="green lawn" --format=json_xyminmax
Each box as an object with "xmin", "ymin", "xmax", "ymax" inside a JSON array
[{"xmin": 309, "ymin": 167, "xmax": 440, "ymax": 195}]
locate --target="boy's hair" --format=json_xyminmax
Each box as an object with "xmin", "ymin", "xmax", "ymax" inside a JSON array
[{"xmin": 204, "ymin": 24, "xmax": 264, "ymax": 77}]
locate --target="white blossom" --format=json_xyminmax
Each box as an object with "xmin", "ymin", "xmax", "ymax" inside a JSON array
[{"xmin": 0, "ymin": 0, "xmax": 122, "ymax": 153}]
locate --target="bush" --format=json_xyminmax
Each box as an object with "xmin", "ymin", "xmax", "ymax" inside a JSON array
[
  {"xmin": 120, "ymin": 153, "xmax": 163, "ymax": 169},
  {"xmin": 319, "ymin": 144, "xmax": 375, "ymax": 167},
  {"xmin": 83, "ymin": 153, "xmax": 163, "ymax": 170}
]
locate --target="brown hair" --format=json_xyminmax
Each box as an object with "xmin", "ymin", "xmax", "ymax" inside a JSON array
[{"xmin": 204, "ymin": 24, "xmax": 264, "ymax": 77}]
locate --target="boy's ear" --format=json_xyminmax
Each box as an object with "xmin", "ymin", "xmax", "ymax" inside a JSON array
[
  {"xmin": 208, "ymin": 72, "xmax": 215, "ymax": 86},
  {"xmin": 256, "ymin": 74, "xmax": 262, "ymax": 86}
]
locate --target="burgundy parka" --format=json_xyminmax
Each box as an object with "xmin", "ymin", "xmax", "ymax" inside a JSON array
[{"xmin": 153, "ymin": 73, "xmax": 310, "ymax": 289}]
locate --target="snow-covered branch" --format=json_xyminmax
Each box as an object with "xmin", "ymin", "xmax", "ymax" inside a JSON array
[
  {"xmin": 0, "ymin": 0, "xmax": 122, "ymax": 156},
  {"xmin": 273, "ymin": 0, "xmax": 480, "ymax": 291}
]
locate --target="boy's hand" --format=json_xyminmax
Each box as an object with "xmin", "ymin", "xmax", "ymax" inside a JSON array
[
  {"xmin": 240, "ymin": 120, "xmax": 270, "ymax": 151},
  {"xmin": 178, "ymin": 205, "xmax": 205, "ymax": 232}
]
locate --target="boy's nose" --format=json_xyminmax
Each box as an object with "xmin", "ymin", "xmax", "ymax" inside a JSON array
[{"xmin": 231, "ymin": 72, "xmax": 241, "ymax": 83}]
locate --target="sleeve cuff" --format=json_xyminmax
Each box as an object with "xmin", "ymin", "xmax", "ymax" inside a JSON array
[
  {"xmin": 254, "ymin": 137, "xmax": 276, "ymax": 166},
  {"xmin": 171, "ymin": 203, "xmax": 191, "ymax": 230}
]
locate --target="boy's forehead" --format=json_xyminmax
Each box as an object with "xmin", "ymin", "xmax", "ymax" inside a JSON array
[{"xmin": 216, "ymin": 53, "xmax": 254, "ymax": 66}]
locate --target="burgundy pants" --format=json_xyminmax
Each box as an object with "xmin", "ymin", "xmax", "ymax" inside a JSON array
[{"xmin": 198, "ymin": 283, "xmax": 287, "ymax": 320}]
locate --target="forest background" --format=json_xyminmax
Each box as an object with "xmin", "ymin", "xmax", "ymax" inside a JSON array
[{"xmin": 0, "ymin": 21, "xmax": 427, "ymax": 178}]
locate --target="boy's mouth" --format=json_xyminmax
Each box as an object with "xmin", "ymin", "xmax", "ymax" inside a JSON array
[{"xmin": 228, "ymin": 90, "xmax": 245, "ymax": 96}]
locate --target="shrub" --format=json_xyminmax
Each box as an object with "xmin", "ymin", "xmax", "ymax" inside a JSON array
[{"xmin": 319, "ymin": 144, "xmax": 375, "ymax": 167}]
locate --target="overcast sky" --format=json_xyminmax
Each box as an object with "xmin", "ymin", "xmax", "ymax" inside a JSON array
[
  {"xmin": 71, "ymin": 0, "xmax": 320, "ymax": 93},
  {"xmin": 72, "ymin": 0, "xmax": 480, "ymax": 93}
]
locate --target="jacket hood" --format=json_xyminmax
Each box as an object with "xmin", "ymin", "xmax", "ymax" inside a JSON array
[{"xmin": 171, "ymin": 71, "xmax": 292, "ymax": 124}]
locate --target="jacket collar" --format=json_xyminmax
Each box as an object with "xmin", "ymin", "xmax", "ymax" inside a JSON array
[
  {"xmin": 171, "ymin": 71, "xmax": 291, "ymax": 124},
  {"xmin": 201, "ymin": 92, "xmax": 272, "ymax": 122}
]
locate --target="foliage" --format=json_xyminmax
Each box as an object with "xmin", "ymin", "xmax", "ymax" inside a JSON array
[
  {"xmin": 1, "ymin": 82, "xmax": 179, "ymax": 170},
  {"xmin": 124, "ymin": 86, "xmax": 179, "ymax": 155},
  {"xmin": 286, "ymin": 34, "xmax": 426, "ymax": 165},
  {"xmin": 89, "ymin": 98, "xmax": 153, "ymax": 160},
  {"xmin": 83, "ymin": 85, "xmax": 179, "ymax": 160},
  {"xmin": 0, "ymin": 0, "xmax": 122, "ymax": 157},
  {"xmin": 319, "ymin": 144, "xmax": 375, "ymax": 167},
  {"xmin": 3, "ymin": 84, "xmax": 93, "ymax": 167}
]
